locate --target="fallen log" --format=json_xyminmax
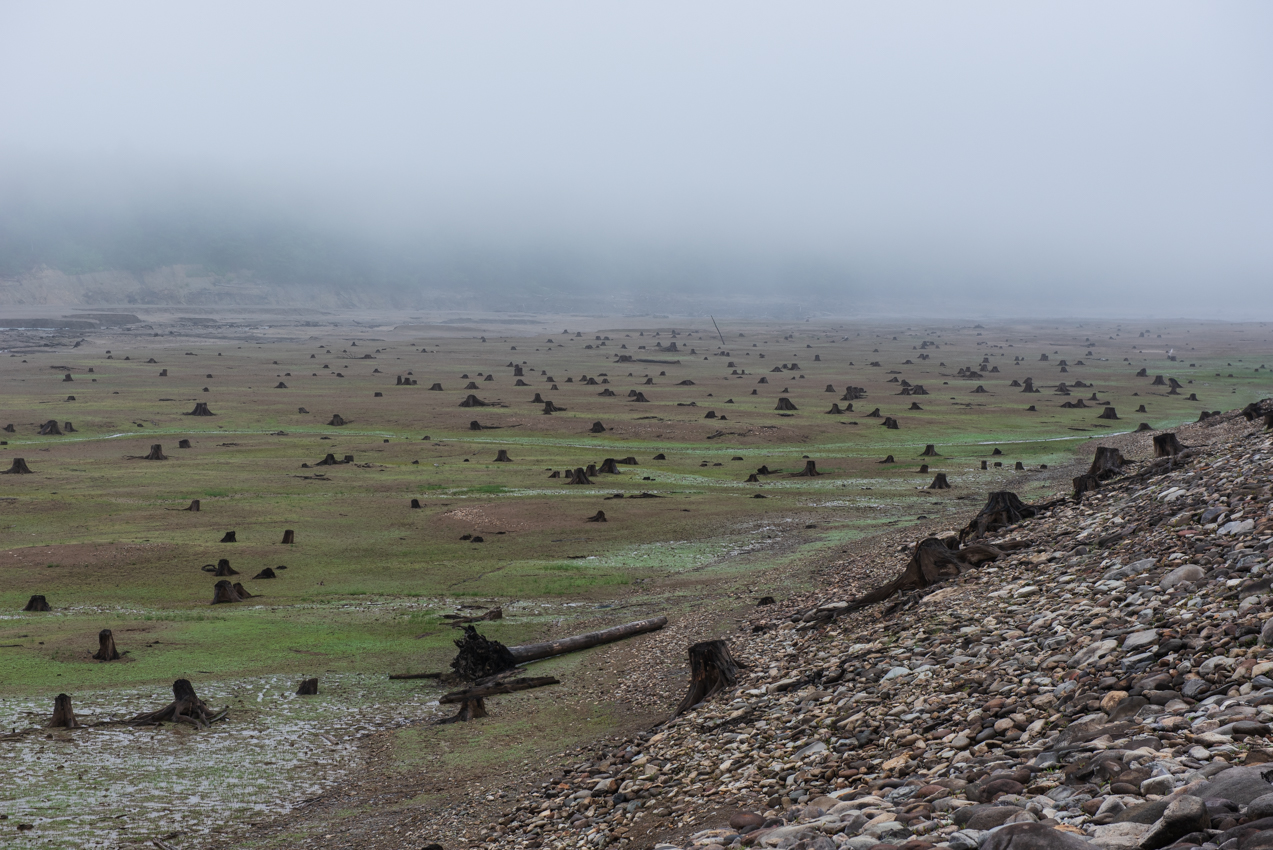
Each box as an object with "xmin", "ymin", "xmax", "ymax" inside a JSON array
[
  {"xmin": 507, "ymin": 616, "xmax": 668, "ymax": 663},
  {"xmin": 438, "ymin": 676, "xmax": 560, "ymax": 723}
]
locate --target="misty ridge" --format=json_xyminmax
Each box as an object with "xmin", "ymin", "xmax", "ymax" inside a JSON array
[{"xmin": 0, "ymin": 4, "xmax": 1270, "ymax": 318}]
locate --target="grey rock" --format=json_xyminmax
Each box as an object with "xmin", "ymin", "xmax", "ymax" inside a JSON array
[
  {"xmin": 1087, "ymin": 822, "xmax": 1151, "ymax": 850},
  {"xmin": 1141, "ymin": 775, "xmax": 1176, "ymax": 796},
  {"xmin": 1261, "ymin": 619, "xmax": 1273, "ymax": 648},
  {"xmin": 948, "ymin": 830, "xmax": 988, "ymax": 850},
  {"xmin": 1123, "ymin": 629, "xmax": 1159, "ymax": 653},
  {"xmin": 980, "ymin": 822, "xmax": 1100, "ymax": 850},
  {"xmin": 1103, "ymin": 558, "xmax": 1158, "ymax": 581},
  {"xmin": 1248, "ymin": 793, "xmax": 1273, "ymax": 820},
  {"xmin": 1196, "ymin": 766, "xmax": 1273, "ymax": 806},
  {"xmin": 1161, "ymin": 564, "xmax": 1206, "ymax": 590},
  {"xmin": 1140, "ymin": 795, "xmax": 1210, "ymax": 850},
  {"xmin": 1114, "ymin": 799, "xmax": 1172, "ymax": 825}
]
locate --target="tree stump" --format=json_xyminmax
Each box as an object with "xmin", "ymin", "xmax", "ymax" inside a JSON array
[
  {"xmin": 39, "ymin": 420, "xmax": 63, "ymax": 435},
  {"xmin": 281, "ymin": 529, "xmax": 295, "ymax": 544},
  {"xmin": 928, "ymin": 473, "xmax": 951, "ymax": 489},
  {"xmin": 791, "ymin": 460, "xmax": 820, "ymax": 477},
  {"xmin": 63, "ymin": 422, "xmax": 75, "ymax": 432},
  {"xmin": 253, "ymin": 567, "xmax": 277, "ymax": 579},
  {"xmin": 1265, "ymin": 412, "xmax": 1273, "ymax": 430},
  {"xmin": 653, "ymin": 453, "xmax": 666, "ymax": 460},
  {"xmin": 92, "ymin": 628, "xmax": 121, "ymax": 661},
  {"xmin": 213, "ymin": 558, "xmax": 237, "ymax": 576},
  {"xmin": 178, "ymin": 439, "xmax": 192, "ymax": 448},
  {"xmin": 1153, "ymin": 432, "xmax": 1185, "ymax": 457},
  {"xmin": 296, "ymin": 678, "xmax": 319, "ymax": 695},
  {"xmin": 960, "ymin": 491, "xmax": 1040, "ymax": 541},
  {"xmin": 232, "ymin": 582, "xmax": 253, "ymax": 599},
  {"xmin": 129, "ymin": 679, "xmax": 226, "ymax": 728},
  {"xmin": 882, "ymin": 417, "xmax": 900, "ymax": 429},
  {"xmin": 211, "ymin": 580, "xmax": 242, "ymax": 604},
  {"xmin": 220, "ymin": 531, "xmax": 237, "ymax": 543},
  {"xmin": 1097, "ymin": 406, "xmax": 1119, "ymax": 420},
  {"xmin": 1088, "ymin": 446, "xmax": 1128, "ymax": 480},
  {"xmin": 745, "ymin": 473, "xmax": 760, "ymax": 482},
  {"xmin": 145, "ymin": 444, "xmax": 167, "ymax": 460},
  {"xmin": 184, "ymin": 403, "xmax": 215, "ymax": 416},
  {"xmin": 1072, "ymin": 473, "xmax": 1101, "ymax": 502},
  {"xmin": 494, "ymin": 450, "xmax": 513, "ymax": 463},
  {"xmin": 298, "ymin": 407, "xmax": 310, "ymax": 413},
  {"xmin": 920, "ymin": 444, "xmax": 940, "ymax": 456},
  {"xmin": 327, "ymin": 414, "xmax": 347, "ymax": 426},
  {"xmin": 918, "ymin": 464, "xmax": 929, "ymax": 474},
  {"xmin": 2, "ymin": 457, "xmax": 33, "ymax": 474},
  {"xmin": 411, "ymin": 498, "xmax": 422, "ymax": 508},
  {"xmin": 774, "ymin": 397, "xmax": 798, "ymax": 411},
  {"xmin": 48, "ymin": 694, "xmax": 79, "ymax": 728},
  {"xmin": 674, "ymin": 640, "xmax": 742, "ymax": 715},
  {"xmin": 879, "ymin": 455, "xmax": 895, "ymax": 464},
  {"xmin": 825, "ymin": 404, "xmax": 844, "ymax": 414},
  {"xmin": 568, "ymin": 467, "xmax": 593, "ymax": 484},
  {"xmin": 2, "ymin": 423, "xmax": 13, "ymax": 432},
  {"xmin": 185, "ymin": 499, "xmax": 200, "ymax": 511},
  {"xmin": 450, "ymin": 626, "xmax": 518, "ymax": 681},
  {"xmin": 586, "ymin": 510, "xmax": 607, "ymax": 522},
  {"xmin": 597, "ymin": 458, "xmax": 620, "ymax": 474},
  {"xmin": 24, "ymin": 594, "xmax": 51, "ymax": 612},
  {"xmin": 459, "ymin": 395, "xmax": 488, "ymax": 408}
]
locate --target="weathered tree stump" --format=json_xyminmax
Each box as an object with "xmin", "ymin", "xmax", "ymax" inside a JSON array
[
  {"xmin": 24, "ymin": 594, "xmax": 51, "ymax": 612},
  {"xmin": 144, "ymin": 444, "xmax": 167, "ymax": 460},
  {"xmin": 327, "ymin": 414, "xmax": 347, "ymax": 426},
  {"xmin": 2, "ymin": 457, "xmax": 33, "ymax": 474},
  {"xmin": 567, "ymin": 467, "xmax": 593, "ymax": 484},
  {"xmin": 960, "ymin": 491, "xmax": 1040, "ymax": 542},
  {"xmin": 918, "ymin": 464, "xmax": 929, "ymax": 474},
  {"xmin": 296, "ymin": 678, "xmax": 319, "ymax": 695},
  {"xmin": 586, "ymin": 510, "xmax": 607, "ymax": 522},
  {"xmin": 825, "ymin": 404, "xmax": 844, "ymax": 414},
  {"xmin": 48, "ymin": 693, "xmax": 79, "ymax": 728},
  {"xmin": 882, "ymin": 417, "xmax": 900, "ymax": 429},
  {"xmin": 920, "ymin": 444, "xmax": 940, "ymax": 457},
  {"xmin": 279, "ymin": 528, "xmax": 295, "ymax": 545},
  {"xmin": 178, "ymin": 439, "xmax": 192, "ymax": 448},
  {"xmin": 459, "ymin": 395, "xmax": 488, "ymax": 408},
  {"xmin": 411, "ymin": 498, "xmax": 422, "ymax": 508},
  {"xmin": 842, "ymin": 537, "xmax": 988, "ymax": 613},
  {"xmin": 1088, "ymin": 446, "xmax": 1128, "ymax": 480},
  {"xmin": 908, "ymin": 402, "xmax": 923, "ymax": 410},
  {"xmin": 210, "ymin": 580, "xmax": 242, "ymax": 604},
  {"xmin": 1072, "ymin": 473, "xmax": 1102, "ymax": 501},
  {"xmin": 450, "ymin": 626, "xmax": 518, "ymax": 681},
  {"xmin": 129, "ymin": 679, "xmax": 226, "ymax": 728},
  {"xmin": 774, "ymin": 397, "xmax": 798, "ymax": 411},
  {"xmin": 185, "ymin": 499, "xmax": 201, "ymax": 511},
  {"xmin": 928, "ymin": 473, "xmax": 951, "ymax": 489},
  {"xmin": 213, "ymin": 558, "xmax": 237, "ymax": 576},
  {"xmin": 253, "ymin": 567, "xmax": 277, "ymax": 579},
  {"xmin": 597, "ymin": 458, "xmax": 620, "ymax": 474},
  {"xmin": 745, "ymin": 473, "xmax": 760, "ymax": 482},
  {"xmin": 879, "ymin": 455, "xmax": 895, "ymax": 464},
  {"xmin": 1097, "ymin": 406, "xmax": 1119, "ymax": 420},
  {"xmin": 1153, "ymin": 432, "xmax": 1185, "ymax": 457},
  {"xmin": 39, "ymin": 420, "xmax": 63, "ymax": 435},
  {"xmin": 1014, "ymin": 461, "xmax": 1025, "ymax": 471},
  {"xmin": 674, "ymin": 640, "xmax": 742, "ymax": 715},
  {"xmin": 494, "ymin": 450, "xmax": 513, "ymax": 463},
  {"xmin": 184, "ymin": 403, "xmax": 215, "ymax": 416},
  {"xmin": 2, "ymin": 423, "xmax": 14, "ymax": 432},
  {"xmin": 791, "ymin": 460, "xmax": 820, "ymax": 477},
  {"xmin": 232, "ymin": 582, "xmax": 253, "ymax": 599},
  {"xmin": 220, "ymin": 531, "xmax": 237, "ymax": 543},
  {"xmin": 92, "ymin": 628, "xmax": 121, "ymax": 661}
]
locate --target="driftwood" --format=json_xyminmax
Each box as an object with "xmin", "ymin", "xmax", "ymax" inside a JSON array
[
  {"xmin": 586, "ymin": 510, "xmax": 607, "ymax": 522},
  {"xmin": 674, "ymin": 640, "xmax": 743, "ymax": 716},
  {"xmin": 24, "ymin": 594, "xmax": 51, "ymax": 612},
  {"xmin": 92, "ymin": 628, "xmax": 120, "ymax": 661},
  {"xmin": 438, "ymin": 676, "xmax": 561, "ymax": 723},
  {"xmin": 129, "ymin": 679, "xmax": 227, "ymax": 728},
  {"xmin": 48, "ymin": 693, "xmax": 80, "ymax": 728},
  {"xmin": 1, "ymin": 457, "xmax": 33, "ymax": 474},
  {"xmin": 444, "ymin": 607, "xmax": 503, "ymax": 626},
  {"xmin": 508, "ymin": 617, "xmax": 667, "ymax": 663}
]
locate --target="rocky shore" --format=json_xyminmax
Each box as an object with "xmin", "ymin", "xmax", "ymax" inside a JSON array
[{"xmin": 476, "ymin": 403, "xmax": 1273, "ymax": 850}]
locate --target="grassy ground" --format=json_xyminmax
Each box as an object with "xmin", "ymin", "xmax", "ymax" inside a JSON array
[{"xmin": 1, "ymin": 314, "xmax": 1271, "ymax": 846}]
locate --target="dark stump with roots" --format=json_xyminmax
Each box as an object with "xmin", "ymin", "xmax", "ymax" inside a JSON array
[
  {"xmin": 959, "ymin": 491, "xmax": 1039, "ymax": 543},
  {"xmin": 232, "ymin": 582, "xmax": 253, "ymax": 599},
  {"xmin": 918, "ymin": 464, "xmax": 929, "ymax": 474},
  {"xmin": 2, "ymin": 457, "xmax": 33, "ymax": 474},
  {"xmin": 1088, "ymin": 446, "xmax": 1128, "ymax": 480},
  {"xmin": 567, "ymin": 467, "xmax": 593, "ymax": 484},
  {"xmin": 494, "ymin": 450, "xmax": 513, "ymax": 462},
  {"xmin": 674, "ymin": 640, "xmax": 743, "ymax": 716},
  {"xmin": 212, "ymin": 558, "xmax": 237, "ymax": 576},
  {"xmin": 411, "ymin": 498, "xmax": 422, "ymax": 508},
  {"xmin": 841, "ymin": 537, "xmax": 999, "ymax": 614},
  {"xmin": 184, "ymin": 403, "xmax": 215, "ymax": 416},
  {"xmin": 1137, "ymin": 423, "xmax": 1153, "ymax": 432},
  {"xmin": 210, "ymin": 580, "xmax": 244, "ymax": 604},
  {"xmin": 144, "ymin": 444, "xmax": 167, "ymax": 460},
  {"xmin": 253, "ymin": 567, "xmax": 277, "ymax": 579},
  {"xmin": 1154, "ymin": 432, "xmax": 1185, "ymax": 457},
  {"xmin": 316, "ymin": 453, "xmax": 340, "ymax": 466},
  {"xmin": 39, "ymin": 420, "xmax": 63, "ymax": 435},
  {"xmin": 745, "ymin": 473, "xmax": 760, "ymax": 482},
  {"xmin": 327, "ymin": 414, "xmax": 347, "ymax": 426},
  {"xmin": 459, "ymin": 395, "xmax": 488, "ymax": 408},
  {"xmin": 48, "ymin": 693, "xmax": 80, "ymax": 728},
  {"xmin": 281, "ymin": 529, "xmax": 295, "ymax": 544},
  {"xmin": 1097, "ymin": 406, "xmax": 1119, "ymax": 420},
  {"xmin": 597, "ymin": 458, "xmax": 620, "ymax": 474},
  {"xmin": 220, "ymin": 531, "xmax": 237, "ymax": 543},
  {"xmin": 1014, "ymin": 461, "xmax": 1025, "ymax": 471},
  {"xmin": 774, "ymin": 397, "xmax": 798, "ymax": 411},
  {"xmin": 920, "ymin": 444, "xmax": 940, "ymax": 457},
  {"xmin": 1072, "ymin": 473, "xmax": 1102, "ymax": 502},
  {"xmin": 296, "ymin": 678, "xmax": 319, "ymax": 695},
  {"xmin": 185, "ymin": 499, "xmax": 200, "ymax": 511},
  {"xmin": 129, "ymin": 679, "xmax": 227, "ymax": 728},
  {"xmin": 438, "ymin": 676, "xmax": 560, "ymax": 724},
  {"xmin": 178, "ymin": 439, "xmax": 192, "ymax": 448},
  {"xmin": 450, "ymin": 626, "xmax": 518, "ymax": 681},
  {"xmin": 826, "ymin": 404, "xmax": 844, "ymax": 414},
  {"xmin": 882, "ymin": 417, "xmax": 899, "ymax": 429},
  {"xmin": 586, "ymin": 510, "xmax": 607, "ymax": 522},
  {"xmin": 24, "ymin": 594, "xmax": 51, "ymax": 612},
  {"xmin": 928, "ymin": 473, "xmax": 951, "ymax": 489},
  {"xmin": 791, "ymin": 460, "xmax": 821, "ymax": 477},
  {"xmin": 92, "ymin": 628, "xmax": 120, "ymax": 661}
]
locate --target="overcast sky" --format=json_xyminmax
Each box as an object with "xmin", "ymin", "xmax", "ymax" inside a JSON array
[{"xmin": 1, "ymin": 2, "xmax": 1271, "ymax": 314}]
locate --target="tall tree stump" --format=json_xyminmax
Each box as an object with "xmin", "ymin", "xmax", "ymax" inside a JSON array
[
  {"xmin": 1072, "ymin": 473, "xmax": 1101, "ymax": 502},
  {"xmin": 980, "ymin": 460, "xmax": 988, "ymax": 470},
  {"xmin": 928, "ymin": 473, "xmax": 951, "ymax": 489},
  {"xmin": 774, "ymin": 397, "xmax": 798, "ymax": 411},
  {"xmin": 184, "ymin": 403, "xmax": 215, "ymax": 416},
  {"xmin": 2, "ymin": 457, "xmax": 33, "ymax": 474},
  {"xmin": 185, "ymin": 499, "xmax": 201, "ymax": 511},
  {"xmin": 675, "ymin": 640, "xmax": 742, "ymax": 715},
  {"xmin": 220, "ymin": 531, "xmax": 237, "ymax": 543},
  {"xmin": 296, "ymin": 678, "xmax": 319, "ymax": 695},
  {"xmin": 791, "ymin": 460, "xmax": 820, "ymax": 477},
  {"xmin": 178, "ymin": 439, "xmax": 192, "ymax": 448},
  {"xmin": 213, "ymin": 558, "xmax": 238, "ymax": 576},
  {"xmin": 24, "ymin": 594, "xmax": 51, "ymax": 612},
  {"xmin": 1153, "ymin": 432, "xmax": 1185, "ymax": 457},
  {"xmin": 1088, "ymin": 446, "xmax": 1128, "ymax": 480},
  {"xmin": 597, "ymin": 458, "xmax": 620, "ymax": 474},
  {"xmin": 920, "ymin": 444, "xmax": 940, "ymax": 457},
  {"xmin": 92, "ymin": 628, "xmax": 120, "ymax": 661},
  {"xmin": 48, "ymin": 693, "xmax": 79, "ymax": 728},
  {"xmin": 1097, "ymin": 406, "xmax": 1119, "ymax": 420},
  {"xmin": 327, "ymin": 414, "xmax": 347, "ymax": 426},
  {"xmin": 411, "ymin": 498, "xmax": 422, "ymax": 508},
  {"xmin": 281, "ymin": 529, "xmax": 295, "ymax": 545},
  {"xmin": 145, "ymin": 444, "xmax": 167, "ymax": 460},
  {"xmin": 210, "ymin": 580, "xmax": 242, "ymax": 604},
  {"xmin": 958, "ymin": 492, "xmax": 1040, "ymax": 542},
  {"xmin": 494, "ymin": 450, "xmax": 513, "ymax": 463},
  {"xmin": 129, "ymin": 679, "xmax": 226, "ymax": 728},
  {"xmin": 1014, "ymin": 461, "xmax": 1025, "ymax": 471}
]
